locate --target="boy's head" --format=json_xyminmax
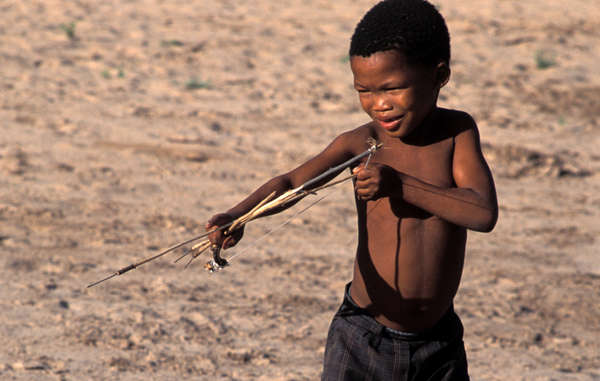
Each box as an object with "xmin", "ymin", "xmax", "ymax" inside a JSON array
[
  {"xmin": 349, "ymin": 0, "xmax": 450, "ymax": 68},
  {"xmin": 349, "ymin": 0, "xmax": 452, "ymax": 140}
]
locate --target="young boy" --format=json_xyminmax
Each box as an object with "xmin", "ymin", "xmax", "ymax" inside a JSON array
[{"xmin": 207, "ymin": 0, "xmax": 497, "ymax": 379}]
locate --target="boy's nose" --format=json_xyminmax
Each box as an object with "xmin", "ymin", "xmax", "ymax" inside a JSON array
[{"xmin": 372, "ymin": 93, "xmax": 392, "ymax": 112}]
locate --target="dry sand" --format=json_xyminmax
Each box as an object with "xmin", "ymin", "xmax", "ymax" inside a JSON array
[{"xmin": 1, "ymin": 0, "xmax": 599, "ymax": 379}]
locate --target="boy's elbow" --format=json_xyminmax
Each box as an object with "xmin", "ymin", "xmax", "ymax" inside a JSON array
[
  {"xmin": 473, "ymin": 207, "xmax": 498, "ymax": 233},
  {"xmin": 476, "ymin": 220, "xmax": 496, "ymax": 233}
]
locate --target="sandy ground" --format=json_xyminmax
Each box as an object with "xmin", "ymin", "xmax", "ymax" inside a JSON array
[{"xmin": 1, "ymin": 0, "xmax": 599, "ymax": 379}]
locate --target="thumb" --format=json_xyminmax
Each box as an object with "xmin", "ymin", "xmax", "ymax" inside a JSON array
[{"xmin": 223, "ymin": 236, "xmax": 235, "ymax": 249}]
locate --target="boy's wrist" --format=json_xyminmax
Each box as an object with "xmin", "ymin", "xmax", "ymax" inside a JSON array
[{"xmin": 223, "ymin": 210, "xmax": 240, "ymax": 221}]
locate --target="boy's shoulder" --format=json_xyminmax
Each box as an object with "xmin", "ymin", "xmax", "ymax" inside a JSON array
[
  {"xmin": 439, "ymin": 108, "xmax": 479, "ymax": 133},
  {"xmin": 436, "ymin": 107, "xmax": 475, "ymax": 128},
  {"xmin": 332, "ymin": 122, "xmax": 379, "ymax": 154},
  {"xmin": 428, "ymin": 108, "xmax": 478, "ymax": 143}
]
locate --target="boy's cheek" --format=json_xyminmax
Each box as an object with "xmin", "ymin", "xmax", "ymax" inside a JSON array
[{"xmin": 358, "ymin": 99, "xmax": 371, "ymax": 114}]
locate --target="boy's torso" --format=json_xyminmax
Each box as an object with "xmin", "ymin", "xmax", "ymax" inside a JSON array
[{"xmin": 349, "ymin": 108, "xmax": 467, "ymax": 333}]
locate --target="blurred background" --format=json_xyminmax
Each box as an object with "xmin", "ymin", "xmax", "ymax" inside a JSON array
[{"xmin": 1, "ymin": 1, "xmax": 599, "ymax": 379}]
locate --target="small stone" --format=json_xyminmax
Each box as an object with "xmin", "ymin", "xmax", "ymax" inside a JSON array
[{"xmin": 12, "ymin": 362, "xmax": 24, "ymax": 371}]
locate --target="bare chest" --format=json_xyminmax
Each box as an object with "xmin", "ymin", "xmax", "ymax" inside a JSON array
[{"xmin": 376, "ymin": 137, "xmax": 455, "ymax": 188}]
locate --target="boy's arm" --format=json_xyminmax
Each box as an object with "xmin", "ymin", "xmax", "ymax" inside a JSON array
[
  {"xmin": 355, "ymin": 116, "xmax": 498, "ymax": 232},
  {"xmin": 207, "ymin": 132, "xmax": 358, "ymax": 248}
]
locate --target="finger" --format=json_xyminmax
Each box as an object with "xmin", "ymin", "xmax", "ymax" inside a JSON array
[
  {"xmin": 356, "ymin": 168, "xmax": 375, "ymax": 181},
  {"xmin": 354, "ymin": 178, "xmax": 372, "ymax": 190},
  {"xmin": 206, "ymin": 217, "xmax": 221, "ymax": 230},
  {"xmin": 221, "ymin": 237, "xmax": 230, "ymax": 249},
  {"xmin": 356, "ymin": 193, "xmax": 371, "ymax": 201},
  {"xmin": 230, "ymin": 226, "xmax": 243, "ymax": 239},
  {"xmin": 206, "ymin": 228, "xmax": 221, "ymax": 242},
  {"xmin": 358, "ymin": 189, "xmax": 374, "ymax": 200},
  {"xmin": 352, "ymin": 164, "xmax": 367, "ymax": 174},
  {"xmin": 208, "ymin": 228, "xmax": 225, "ymax": 244},
  {"xmin": 206, "ymin": 225, "xmax": 218, "ymax": 237},
  {"xmin": 224, "ymin": 236, "xmax": 237, "ymax": 249},
  {"xmin": 354, "ymin": 186, "xmax": 368, "ymax": 198},
  {"xmin": 356, "ymin": 181, "xmax": 376, "ymax": 195}
]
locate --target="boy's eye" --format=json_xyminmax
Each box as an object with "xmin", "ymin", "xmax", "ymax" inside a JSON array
[{"xmin": 355, "ymin": 86, "xmax": 405, "ymax": 94}]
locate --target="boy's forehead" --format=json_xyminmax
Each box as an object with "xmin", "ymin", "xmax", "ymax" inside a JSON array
[{"xmin": 350, "ymin": 50, "xmax": 413, "ymax": 75}]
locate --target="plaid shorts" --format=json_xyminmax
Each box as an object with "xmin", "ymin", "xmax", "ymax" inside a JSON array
[{"xmin": 321, "ymin": 283, "xmax": 469, "ymax": 381}]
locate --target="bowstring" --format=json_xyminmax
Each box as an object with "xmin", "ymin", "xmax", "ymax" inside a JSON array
[{"xmin": 225, "ymin": 194, "xmax": 329, "ymax": 263}]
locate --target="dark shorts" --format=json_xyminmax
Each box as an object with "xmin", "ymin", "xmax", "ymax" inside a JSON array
[{"xmin": 322, "ymin": 283, "xmax": 469, "ymax": 381}]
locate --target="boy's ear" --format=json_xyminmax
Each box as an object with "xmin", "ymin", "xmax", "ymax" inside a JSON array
[{"xmin": 435, "ymin": 62, "xmax": 451, "ymax": 89}]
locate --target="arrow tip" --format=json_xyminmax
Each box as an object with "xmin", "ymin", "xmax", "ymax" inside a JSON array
[{"xmin": 86, "ymin": 272, "xmax": 118, "ymax": 288}]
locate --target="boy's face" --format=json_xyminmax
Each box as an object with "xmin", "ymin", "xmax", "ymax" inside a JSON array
[{"xmin": 350, "ymin": 50, "xmax": 448, "ymax": 140}]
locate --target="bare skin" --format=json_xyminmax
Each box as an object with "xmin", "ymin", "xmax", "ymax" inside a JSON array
[{"xmin": 207, "ymin": 50, "xmax": 498, "ymax": 332}]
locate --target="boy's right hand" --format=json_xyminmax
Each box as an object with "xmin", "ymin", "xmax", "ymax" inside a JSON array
[
  {"xmin": 206, "ymin": 213, "xmax": 245, "ymax": 249},
  {"xmin": 353, "ymin": 162, "xmax": 396, "ymax": 201}
]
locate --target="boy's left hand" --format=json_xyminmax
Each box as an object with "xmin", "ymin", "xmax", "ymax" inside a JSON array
[
  {"xmin": 352, "ymin": 163, "xmax": 396, "ymax": 201},
  {"xmin": 206, "ymin": 213, "xmax": 245, "ymax": 250}
]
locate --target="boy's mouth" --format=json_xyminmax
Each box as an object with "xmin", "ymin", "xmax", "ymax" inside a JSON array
[{"xmin": 376, "ymin": 115, "xmax": 404, "ymax": 131}]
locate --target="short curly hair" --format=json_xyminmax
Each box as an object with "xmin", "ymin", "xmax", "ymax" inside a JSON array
[{"xmin": 349, "ymin": 0, "xmax": 450, "ymax": 67}]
